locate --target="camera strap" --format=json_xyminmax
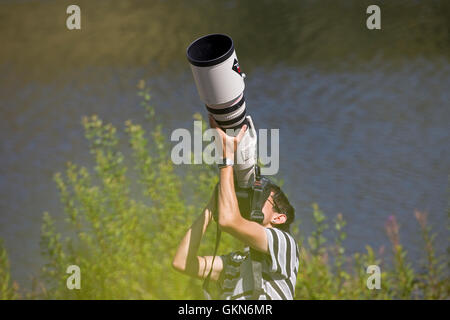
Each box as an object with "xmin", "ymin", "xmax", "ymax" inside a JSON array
[
  {"xmin": 249, "ymin": 167, "xmax": 266, "ymax": 224},
  {"xmin": 250, "ymin": 248, "xmax": 265, "ymax": 300}
]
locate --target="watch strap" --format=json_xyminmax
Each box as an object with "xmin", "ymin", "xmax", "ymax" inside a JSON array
[{"xmin": 218, "ymin": 157, "xmax": 234, "ymax": 169}]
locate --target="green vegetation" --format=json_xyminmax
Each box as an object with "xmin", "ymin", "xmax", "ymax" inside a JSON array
[
  {"xmin": 0, "ymin": 240, "xmax": 18, "ymax": 300},
  {"xmin": 35, "ymin": 81, "xmax": 239, "ymax": 299},
  {"xmin": 0, "ymin": 83, "xmax": 448, "ymax": 299},
  {"xmin": 294, "ymin": 208, "xmax": 448, "ymax": 299}
]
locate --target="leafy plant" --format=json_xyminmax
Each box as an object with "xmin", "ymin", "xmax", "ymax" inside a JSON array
[
  {"xmin": 0, "ymin": 240, "xmax": 18, "ymax": 300},
  {"xmin": 38, "ymin": 81, "xmax": 238, "ymax": 299}
]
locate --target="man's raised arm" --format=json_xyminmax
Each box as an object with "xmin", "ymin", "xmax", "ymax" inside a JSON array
[
  {"xmin": 210, "ymin": 116, "xmax": 268, "ymax": 254},
  {"xmin": 172, "ymin": 192, "xmax": 223, "ymax": 281}
]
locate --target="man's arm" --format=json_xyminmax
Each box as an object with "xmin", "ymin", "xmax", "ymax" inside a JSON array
[
  {"xmin": 172, "ymin": 193, "xmax": 223, "ymax": 281},
  {"xmin": 210, "ymin": 115, "xmax": 269, "ymax": 254},
  {"xmin": 217, "ymin": 166, "xmax": 269, "ymax": 254}
]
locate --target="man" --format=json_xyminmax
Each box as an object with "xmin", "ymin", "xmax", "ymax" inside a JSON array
[{"xmin": 172, "ymin": 117, "xmax": 299, "ymax": 300}]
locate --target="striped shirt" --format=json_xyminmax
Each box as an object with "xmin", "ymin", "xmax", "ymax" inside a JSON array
[{"xmin": 217, "ymin": 228, "xmax": 299, "ymax": 300}]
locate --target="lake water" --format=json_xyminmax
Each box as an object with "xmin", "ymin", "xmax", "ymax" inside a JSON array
[{"xmin": 0, "ymin": 0, "xmax": 449, "ymax": 290}]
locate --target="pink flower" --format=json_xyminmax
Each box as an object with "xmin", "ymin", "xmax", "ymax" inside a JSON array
[{"xmin": 385, "ymin": 215, "xmax": 399, "ymax": 247}]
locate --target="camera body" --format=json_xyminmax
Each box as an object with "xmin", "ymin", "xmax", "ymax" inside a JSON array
[
  {"xmin": 236, "ymin": 170, "xmax": 272, "ymax": 224},
  {"xmin": 213, "ymin": 167, "xmax": 272, "ymax": 224}
]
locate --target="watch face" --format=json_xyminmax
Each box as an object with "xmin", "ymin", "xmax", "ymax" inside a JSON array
[{"xmin": 218, "ymin": 158, "xmax": 233, "ymax": 168}]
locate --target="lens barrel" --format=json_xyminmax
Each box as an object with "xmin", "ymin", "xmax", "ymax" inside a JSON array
[
  {"xmin": 187, "ymin": 34, "xmax": 248, "ymax": 131},
  {"xmin": 187, "ymin": 34, "xmax": 256, "ymax": 188}
]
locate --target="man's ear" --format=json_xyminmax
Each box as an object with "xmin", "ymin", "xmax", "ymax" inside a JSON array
[{"xmin": 272, "ymin": 213, "xmax": 287, "ymax": 225}]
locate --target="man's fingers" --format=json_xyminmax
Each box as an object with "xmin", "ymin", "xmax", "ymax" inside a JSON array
[
  {"xmin": 208, "ymin": 114, "xmax": 226, "ymax": 137},
  {"xmin": 209, "ymin": 115, "xmax": 248, "ymax": 156},
  {"xmin": 235, "ymin": 124, "xmax": 248, "ymax": 143},
  {"xmin": 208, "ymin": 114, "xmax": 219, "ymax": 128}
]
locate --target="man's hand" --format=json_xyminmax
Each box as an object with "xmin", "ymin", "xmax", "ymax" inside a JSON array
[{"xmin": 208, "ymin": 115, "xmax": 248, "ymax": 160}]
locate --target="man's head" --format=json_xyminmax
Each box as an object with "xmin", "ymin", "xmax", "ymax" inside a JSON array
[
  {"xmin": 261, "ymin": 184, "xmax": 295, "ymax": 233},
  {"xmin": 234, "ymin": 177, "xmax": 295, "ymax": 232}
]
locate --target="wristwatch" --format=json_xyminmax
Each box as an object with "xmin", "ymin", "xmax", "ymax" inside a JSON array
[{"xmin": 218, "ymin": 157, "xmax": 234, "ymax": 169}]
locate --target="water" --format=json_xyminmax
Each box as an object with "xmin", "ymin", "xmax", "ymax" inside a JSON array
[{"xmin": 0, "ymin": 0, "xmax": 449, "ymax": 289}]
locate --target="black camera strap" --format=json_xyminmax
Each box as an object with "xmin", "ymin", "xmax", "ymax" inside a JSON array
[
  {"xmin": 202, "ymin": 221, "xmax": 221, "ymax": 300},
  {"xmin": 250, "ymin": 248, "xmax": 265, "ymax": 300},
  {"xmin": 249, "ymin": 167, "xmax": 265, "ymax": 299},
  {"xmin": 203, "ymin": 183, "xmax": 221, "ymax": 300}
]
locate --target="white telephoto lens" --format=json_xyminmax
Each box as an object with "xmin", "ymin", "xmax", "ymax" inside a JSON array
[{"xmin": 187, "ymin": 34, "xmax": 257, "ymax": 188}]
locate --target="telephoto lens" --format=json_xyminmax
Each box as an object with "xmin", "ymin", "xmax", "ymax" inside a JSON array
[{"xmin": 187, "ymin": 34, "xmax": 257, "ymax": 188}]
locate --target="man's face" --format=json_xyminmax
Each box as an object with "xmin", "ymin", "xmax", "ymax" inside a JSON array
[{"xmin": 261, "ymin": 191, "xmax": 287, "ymax": 227}]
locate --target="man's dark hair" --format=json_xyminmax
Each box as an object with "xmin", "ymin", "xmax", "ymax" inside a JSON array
[
  {"xmin": 269, "ymin": 184, "xmax": 295, "ymax": 233},
  {"xmin": 231, "ymin": 179, "xmax": 295, "ymax": 233}
]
